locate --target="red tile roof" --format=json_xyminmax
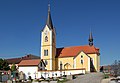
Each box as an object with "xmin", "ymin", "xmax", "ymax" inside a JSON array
[
  {"xmin": 6, "ymin": 54, "xmax": 40, "ymax": 64},
  {"xmin": 6, "ymin": 58, "xmax": 22, "ymax": 64},
  {"xmin": 18, "ymin": 59, "xmax": 41, "ymax": 66},
  {"xmin": 56, "ymin": 45, "xmax": 99, "ymax": 58}
]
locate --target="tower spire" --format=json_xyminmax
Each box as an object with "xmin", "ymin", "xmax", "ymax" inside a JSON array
[
  {"xmin": 48, "ymin": 3, "xmax": 50, "ymax": 12},
  {"xmin": 46, "ymin": 3, "xmax": 53, "ymax": 30},
  {"xmin": 88, "ymin": 31, "xmax": 93, "ymax": 46}
]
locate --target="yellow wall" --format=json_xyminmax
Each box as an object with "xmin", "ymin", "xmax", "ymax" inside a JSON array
[
  {"xmin": 42, "ymin": 26, "xmax": 51, "ymax": 46},
  {"xmin": 42, "ymin": 47, "xmax": 51, "ymax": 59},
  {"xmin": 75, "ymin": 51, "xmax": 90, "ymax": 72},
  {"xmin": 44, "ymin": 59, "xmax": 50, "ymax": 70},
  {"xmin": 41, "ymin": 25, "xmax": 56, "ymax": 70},
  {"xmin": 58, "ymin": 57, "xmax": 74, "ymax": 70},
  {"xmin": 55, "ymin": 58, "xmax": 58, "ymax": 70},
  {"xmin": 52, "ymin": 47, "xmax": 56, "ymax": 70},
  {"xmin": 88, "ymin": 54, "xmax": 100, "ymax": 72},
  {"xmin": 41, "ymin": 25, "xmax": 100, "ymax": 72},
  {"xmin": 98, "ymin": 55, "xmax": 100, "ymax": 72},
  {"xmin": 57, "ymin": 52, "xmax": 90, "ymax": 72}
]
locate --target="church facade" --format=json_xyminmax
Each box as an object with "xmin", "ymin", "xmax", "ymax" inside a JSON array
[
  {"xmin": 41, "ymin": 5, "xmax": 100, "ymax": 73},
  {"xmin": 17, "ymin": 4, "xmax": 100, "ymax": 79}
]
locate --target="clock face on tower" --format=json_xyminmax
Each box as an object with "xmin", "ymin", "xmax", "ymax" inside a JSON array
[{"xmin": 44, "ymin": 30, "xmax": 48, "ymax": 36}]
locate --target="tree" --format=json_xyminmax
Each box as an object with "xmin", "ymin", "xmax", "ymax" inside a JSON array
[
  {"xmin": 111, "ymin": 60, "xmax": 120, "ymax": 76},
  {"xmin": 11, "ymin": 63, "xmax": 17, "ymax": 71},
  {"xmin": 0, "ymin": 58, "xmax": 10, "ymax": 71}
]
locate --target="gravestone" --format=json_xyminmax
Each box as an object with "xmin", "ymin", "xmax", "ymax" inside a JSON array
[
  {"xmin": 67, "ymin": 75, "xmax": 72, "ymax": 80},
  {"xmin": 7, "ymin": 80, "xmax": 12, "ymax": 83},
  {"xmin": 19, "ymin": 71, "xmax": 25, "ymax": 80}
]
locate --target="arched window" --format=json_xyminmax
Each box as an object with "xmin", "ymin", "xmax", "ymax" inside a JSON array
[
  {"xmin": 64, "ymin": 63, "xmax": 71, "ymax": 69},
  {"xmin": 81, "ymin": 60, "xmax": 83, "ymax": 64},
  {"xmin": 45, "ymin": 36, "xmax": 48, "ymax": 42}
]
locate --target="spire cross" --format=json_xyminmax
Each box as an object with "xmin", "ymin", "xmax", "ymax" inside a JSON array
[
  {"xmin": 46, "ymin": 2, "xmax": 53, "ymax": 30},
  {"xmin": 48, "ymin": 2, "xmax": 50, "ymax": 12}
]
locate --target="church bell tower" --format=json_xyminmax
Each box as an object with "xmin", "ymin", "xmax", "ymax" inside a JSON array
[{"xmin": 41, "ymin": 4, "xmax": 56, "ymax": 70}]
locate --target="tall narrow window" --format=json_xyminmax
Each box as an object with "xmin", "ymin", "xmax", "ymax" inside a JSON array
[
  {"xmin": 45, "ymin": 36, "xmax": 48, "ymax": 42},
  {"xmin": 44, "ymin": 50, "xmax": 48, "ymax": 56},
  {"xmin": 81, "ymin": 60, "xmax": 83, "ymax": 64}
]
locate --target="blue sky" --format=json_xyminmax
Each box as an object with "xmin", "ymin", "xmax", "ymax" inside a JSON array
[{"xmin": 0, "ymin": 0, "xmax": 120, "ymax": 65}]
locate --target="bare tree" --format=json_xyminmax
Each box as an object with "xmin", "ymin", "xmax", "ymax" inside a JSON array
[{"xmin": 111, "ymin": 60, "xmax": 120, "ymax": 76}]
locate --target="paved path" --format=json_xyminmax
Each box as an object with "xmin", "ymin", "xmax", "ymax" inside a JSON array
[
  {"xmin": 101, "ymin": 78, "xmax": 119, "ymax": 83},
  {"xmin": 101, "ymin": 78, "xmax": 111, "ymax": 83},
  {"xmin": 65, "ymin": 72, "xmax": 104, "ymax": 83}
]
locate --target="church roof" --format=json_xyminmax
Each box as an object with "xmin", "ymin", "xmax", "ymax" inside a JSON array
[
  {"xmin": 41, "ymin": 4, "xmax": 54, "ymax": 31},
  {"xmin": 56, "ymin": 45, "xmax": 99, "ymax": 58},
  {"xmin": 6, "ymin": 58, "xmax": 22, "ymax": 64},
  {"xmin": 18, "ymin": 59, "xmax": 41, "ymax": 66}
]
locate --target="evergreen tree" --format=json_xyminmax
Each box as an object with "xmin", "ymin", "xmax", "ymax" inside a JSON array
[{"xmin": 0, "ymin": 58, "xmax": 10, "ymax": 71}]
